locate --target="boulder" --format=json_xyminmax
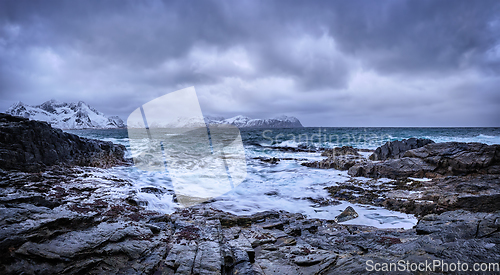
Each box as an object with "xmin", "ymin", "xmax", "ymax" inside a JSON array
[
  {"xmin": 369, "ymin": 138, "xmax": 434, "ymax": 161},
  {"xmin": 334, "ymin": 206, "xmax": 359, "ymax": 223}
]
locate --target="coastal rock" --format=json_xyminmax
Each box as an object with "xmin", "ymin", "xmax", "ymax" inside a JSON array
[
  {"xmin": 326, "ymin": 174, "xmax": 500, "ymax": 218},
  {"xmin": 321, "ymin": 146, "xmax": 360, "ymax": 157},
  {"xmin": 369, "ymin": 138, "xmax": 434, "ymax": 161},
  {"xmin": 302, "ymin": 146, "xmax": 365, "ymax": 170},
  {"xmin": 0, "ymin": 113, "xmax": 127, "ymax": 172},
  {"xmin": 349, "ymin": 142, "xmax": 500, "ymax": 179},
  {"xmin": 302, "ymin": 155, "xmax": 364, "ymax": 170},
  {"xmin": 404, "ymin": 142, "xmax": 500, "ymax": 175},
  {"xmin": 334, "ymin": 206, "xmax": 359, "ymax": 223},
  {"xmin": 2, "ymin": 166, "xmax": 499, "ymax": 275},
  {"xmin": 348, "ymin": 157, "xmax": 437, "ymax": 178}
]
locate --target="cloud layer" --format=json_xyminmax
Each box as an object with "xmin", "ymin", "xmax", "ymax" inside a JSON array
[{"xmin": 1, "ymin": 0, "xmax": 499, "ymax": 126}]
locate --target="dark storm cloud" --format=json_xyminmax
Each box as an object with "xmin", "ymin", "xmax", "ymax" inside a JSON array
[
  {"xmin": 0, "ymin": 0, "xmax": 499, "ymax": 126},
  {"xmin": 325, "ymin": 0, "xmax": 500, "ymax": 75}
]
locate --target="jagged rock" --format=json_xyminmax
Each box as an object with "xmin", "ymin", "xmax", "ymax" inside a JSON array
[
  {"xmin": 349, "ymin": 142, "xmax": 500, "ymax": 179},
  {"xmin": 334, "ymin": 206, "xmax": 359, "ymax": 223},
  {"xmin": 302, "ymin": 146, "xmax": 365, "ymax": 170},
  {"xmin": 293, "ymin": 252, "xmax": 337, "ymax": 266},
  {"xmin": 348, "ymin": 157, "xmax": 436, "ymax": 178},
  {"xmin": 326, "ymin": 174, "xmax": 500, "ymax": 218},
  {"xmin": 0, "ymin": 113, "xmax": 127, "ymax": 172},
  {"xmin": 321, "ymin": 146, "xmax": 360, "ymax": 157},
  {"xmin": 416, "ymin": 210, "xmax": 500, "ymax": 241},
  {"xmin": 302, "ymin": 155, "xmax": 364, "ymax": 170},
  {"xmin": 404, "ymin": 142, "xmax": 500, "ymax": 175},
  {"xmin": 369, "ymin": 138, "xmax": 434, "ymax": 160}
]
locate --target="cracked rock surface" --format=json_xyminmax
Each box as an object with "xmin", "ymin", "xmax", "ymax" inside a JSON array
[{"xmin": 1, "ymin": 167, "xmax": 499, "ymax": 274}]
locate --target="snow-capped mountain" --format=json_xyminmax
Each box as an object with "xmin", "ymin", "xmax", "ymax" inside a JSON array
[
  {"xmin": 6, "ymin": 100, "xmax": 125, "ymax": 129},
  {"xmin": 205, "ymin": 115, "xmax": 303, "ymax": 128}
]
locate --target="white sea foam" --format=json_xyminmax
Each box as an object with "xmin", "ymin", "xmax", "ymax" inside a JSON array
[
  {"xmin": 107, "ymin": 155, "xmax": 417, "ymax": 229},
  {"xmin": 74, "ymin": 128, "xmax": 500, "ymax": 230},
  {"xmin": 423, "ymin": 134, "xmax": 500, "ymax": 145}
]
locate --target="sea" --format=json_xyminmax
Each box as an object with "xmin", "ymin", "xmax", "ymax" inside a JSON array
[{"xmin": 66, "ymin": 127, "xmax": 500, "ymax": 229}]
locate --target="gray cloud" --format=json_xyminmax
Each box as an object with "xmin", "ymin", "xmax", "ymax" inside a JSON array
[{"xmin": 0, "ymin": 0, "xmax": 499, "ymax": 126}]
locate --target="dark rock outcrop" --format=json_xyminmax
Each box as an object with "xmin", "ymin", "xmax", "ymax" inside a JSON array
[
  {"xmin": 334, "ymin": 206, "xmax": 358, "ymax": 222},
  {"xmin": 369, "ymin": 138, "xmax": 434, "ymax": 161},
  {"xmin": 326, "ymin": 174, "xmax": 500, "ymax": 217},
  {"xmin": 302, "ymin": 146, "xmax": 364, "ymax": 170},
  {"xmin": 349, "ymin": 142, "xmax": 500, "ymax": 179},
  {"xmin": 321, "ymin": 146, "xmax": 360, "ymax": 157},
  {"xmin": 404, "ymin": 142, "xmax": 500, "ymax": 175},
  {"xmin": 0, "ymin": 113, "xmax": 127, "ymax": 172}
]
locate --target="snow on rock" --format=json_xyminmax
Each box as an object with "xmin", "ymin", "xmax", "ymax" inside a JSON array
[
  {"xmin": 5, "ymin": 100, "xmax": 125, "ymax": 129},
  {"xmin": 205, "ymin": 115, "xmax": 303, "ymax": 128}
]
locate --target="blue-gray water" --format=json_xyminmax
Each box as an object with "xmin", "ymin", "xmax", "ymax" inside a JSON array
[
  {"xmin": 66, "ymin": 127, "xmax": 500, "ymax": 229},
  {"xmin": 68, "ymin": 127, "xmax": 500, "ymax": 150}
]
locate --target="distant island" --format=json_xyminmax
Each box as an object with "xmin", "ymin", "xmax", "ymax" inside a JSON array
[
  {"xmin": 205, "ymin": 115, "xmax": 303, "ymax": 128},
  {"xmin": 6, "ymin": 100, "xmax": 303, "ymax": 129}
]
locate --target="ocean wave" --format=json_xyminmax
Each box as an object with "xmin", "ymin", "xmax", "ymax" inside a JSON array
[{"xmin": 423, "ymin": 134, "xmax": 500, "ymax": 145}]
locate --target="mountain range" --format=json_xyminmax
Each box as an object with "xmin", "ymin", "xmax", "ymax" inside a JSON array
[
  {"xmin": 6, "ymin": 100, "xmax": 303, "ymax": 129},
  {"xmin": 6, "ymin": 100, "xmax": 125, "ymax": 129},
  {"xmin": 205, "ymin": 115, "xmax": 303, "ymax": 128}
]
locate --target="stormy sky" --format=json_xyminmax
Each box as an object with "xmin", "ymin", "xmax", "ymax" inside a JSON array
[{"xmin": 0, "ymin": 0, "xmax": 499, "ymax": 126}]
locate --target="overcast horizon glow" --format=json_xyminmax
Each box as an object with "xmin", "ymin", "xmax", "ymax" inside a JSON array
[{"xmin": 1, "ymin": 0, "xmax": 499, "ymax": 127}]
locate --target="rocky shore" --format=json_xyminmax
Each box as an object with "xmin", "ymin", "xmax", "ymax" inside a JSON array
[
  {"xmin": 0, "ymin": 113, "xmax": 128, "ymax": 172},
  {"xmin": 303, "ymin": 138, "xmax": 500, "ymax": 179},
  {"xmin": 1, "ymin": 166, "xmax": 499, "ymax": 274},
  {"xmin": 1, "ymin": 116, "xmax": 499, "ymax": 274}
]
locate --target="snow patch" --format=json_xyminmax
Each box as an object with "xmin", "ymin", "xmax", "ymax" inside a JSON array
[{"xmin": 6, "ymin": 100, "xmax": 125, "ymax": 129}]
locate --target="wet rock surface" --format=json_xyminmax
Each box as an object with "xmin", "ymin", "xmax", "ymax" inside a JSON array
[
  {"xmin": 350, "ymin": 141, "xmax": 500, "ymax": 179},
  {"xmin": 325, "ymin": 174, "xmax": 500, "ymax": 217},
  {"xmin": 301, "ymin": 146, "xmax": 367, "ymax": 170},
  {"xmin": 369, "ymin": 138, "xmax": 434, "ymax": 161},
  {"xmin": 0, "ymin": 113, "xmax": 128, "ymax": 172},
  {"xmin": 1, "ymin": 120, "xmax": 500, "ymax": 274},
  {"xmin": 304, "ymin": 140, "xmax": 500, "ymax": 180},
  {"xmin": 334, "ymin": 206, "xmax": 359, "ymax": 223},
  {"xmin": 1, "ymin": 167, "xmax": 499, "ymax": 274}
]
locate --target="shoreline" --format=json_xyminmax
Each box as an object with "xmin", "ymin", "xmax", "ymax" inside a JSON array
[{"xmin": 1, "ymin": 113, "xmax": 500, "ymax": 274}]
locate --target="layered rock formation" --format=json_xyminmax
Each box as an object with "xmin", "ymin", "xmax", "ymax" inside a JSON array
[
  {"xmin": 302, "ymin": 139, "xmax": 500, "ymax": 179},
  {"xmin": 369, "ymin": 138, "xmax": 434, "ymax": 160},
  {"xmin": 0, "ymin": 113, "xmax": 127, "ymax": 172},
  {"xmin": 1, "ymin": 166, "xmax": 498, "ymax": 274},
  {"xmin": 301, "ymin": 146, "xmax": 363, "ymax": 170},
  {"xmin": 349, "ymin": 141, "xmax": 500, "ymax": 179}
]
